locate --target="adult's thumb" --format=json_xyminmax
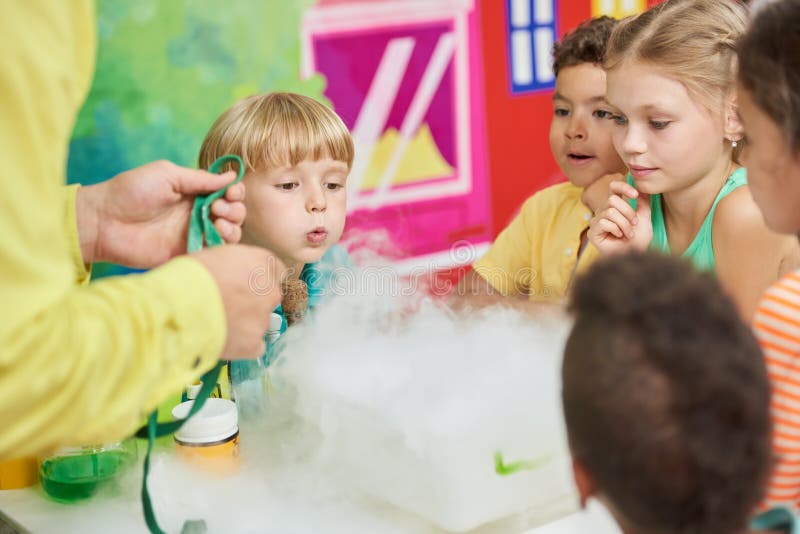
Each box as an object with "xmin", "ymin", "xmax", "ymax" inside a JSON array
[{"xmin": 174, "ymin": 168, "xmax": 238, "ymax": 196}]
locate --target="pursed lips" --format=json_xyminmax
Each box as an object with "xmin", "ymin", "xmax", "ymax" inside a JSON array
[{"xmin": 306, "ymin": 227, "xmax": 328, "ymax": 244}]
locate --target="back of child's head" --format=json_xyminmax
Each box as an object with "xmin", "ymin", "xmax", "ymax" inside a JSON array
[
  {"xmin": 198, "ymin": 92, "xmax": 354, "ymax": 173},
  {"xmin": 562, "ymin": 252, "xmax": 771, "ymax": 534},
  {"xmin": 605, "ymin": 0, "xmax": 746, "ymax": 115},
  {"xmin": 738, "ymin": 0, "xmax": 800, "ymax": 151},
  {"xmin": 552, "ymin": 15, "xmax": 618, "ymax": 76}
]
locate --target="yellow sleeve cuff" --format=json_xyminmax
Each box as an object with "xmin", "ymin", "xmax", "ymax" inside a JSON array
[
  {"xmin": 63, "ymin": 184, "xmax": 92, "ymax": 285},
  {"xmin": 136, "ymin": 256, "xmax": 227, "ymax": 410}
]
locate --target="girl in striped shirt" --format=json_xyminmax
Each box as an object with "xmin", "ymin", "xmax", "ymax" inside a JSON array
[{"xmin": 738, "ymin": 0, "xmax": 800, "ymax": 514}]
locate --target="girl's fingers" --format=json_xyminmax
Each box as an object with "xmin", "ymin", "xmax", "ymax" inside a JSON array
[
  {"xmin": 609, "ymin": 180, "xmax": 638, "ymax": 200},
  {"xmin": 608, "ymin": 194, "xmax": 639, "ymax": 225},
  {"xmin": 596, "ymin": 216, "xmax": 625, "ymax": 239}
]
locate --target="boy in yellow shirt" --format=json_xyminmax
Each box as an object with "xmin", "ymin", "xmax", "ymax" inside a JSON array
[{"xmin": 458, "ymin": 16, "xmax": 624, "ymax": 304}]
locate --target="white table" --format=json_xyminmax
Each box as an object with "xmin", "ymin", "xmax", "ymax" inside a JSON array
[{"xmin": 0, "ymin": 480, "xmax": 620, "ymax": 534}]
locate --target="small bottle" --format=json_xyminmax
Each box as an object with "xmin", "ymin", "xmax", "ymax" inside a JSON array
[
  {"xmin": 40, "ymin": 439, "xmax": 137, "ymax": 502},
  {"xmin": 281, "ymin": 279, "xmax": 308, "ymax": 326},
  {"xmin": 172, "ymin": 398, "xmax": 239, "ymax": 476},
  {"xmin": 263, "ymin": 312, "xmax": 283, "ymax": 365},
  {"xmin": 186, "ymin": 380, "xmax": 203, "ymax": 401},
  {"xmin": 267, "ymin": 312, "xmax": 283, "ymax": 345}
]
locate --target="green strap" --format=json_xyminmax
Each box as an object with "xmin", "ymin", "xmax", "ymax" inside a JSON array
[
  {"xmin": 134, "ymin": 365, "xmax": 223, "ymax": 441},
  {"xmin": 138, "ymin": 155, "xmax": 244, "ymax": 534},
  {"xmin": 186, "ymin": 157, "xmax": 239, "ymax": 251}
]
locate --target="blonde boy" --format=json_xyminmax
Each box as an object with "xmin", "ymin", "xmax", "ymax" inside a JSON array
[
  {"xmin": 197, "ymin": 93, "xmax": 353, "ymax": 395},
  {"xmin": 199, "ymin": 92, "xmax": 353, "ymax": 296}
]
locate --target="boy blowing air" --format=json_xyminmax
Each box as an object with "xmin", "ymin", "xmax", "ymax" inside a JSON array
[{"xmin": 197, "ymin": 92, "xmax": 353, "ymax": 396}]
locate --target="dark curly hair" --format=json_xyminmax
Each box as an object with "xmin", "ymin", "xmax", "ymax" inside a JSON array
[
  {"xmin": 552, "ymin": 16, "xmax": 618, "ymax": 77},
  {"xmin": 738, "ymin": 0, "xmax": 800, "ymax": 151},
  {"xmin": 563, "ymin": 252, "xmax": 771, "ymax": 534}
]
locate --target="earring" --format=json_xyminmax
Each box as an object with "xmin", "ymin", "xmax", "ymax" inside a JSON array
[{"xmin": 731, "ymin": 139, "xmax": 738, "ymax": 148}]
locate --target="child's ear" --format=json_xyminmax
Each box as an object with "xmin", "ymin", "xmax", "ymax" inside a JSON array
[
  {"xmin": 571, "ymin": 456, "xmax": 597, "ymax": 508},
  {"xmin": 724, "ymin": 92, "xmax": 745, "ymax": 143}
]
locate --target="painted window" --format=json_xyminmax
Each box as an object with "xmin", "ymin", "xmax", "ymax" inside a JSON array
[{"xmin": 506, "ymin": 0, "xmax": 557, "ymax": 93}]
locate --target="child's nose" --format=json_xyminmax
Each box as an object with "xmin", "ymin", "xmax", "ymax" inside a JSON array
[
  {"xmin": 620, "ymin": 125, "xmax": 646, "ymax": 156},
  {"xmin": 306, "ymin": 188, "xmax": 327, "ymax": 212},
  {"xmin": 566, "ymin": 117, "xmax": 586, "ymax": 140}
]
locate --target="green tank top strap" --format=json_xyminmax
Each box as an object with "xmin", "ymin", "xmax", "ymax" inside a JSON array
[{"xmin": 628, "ymin": 167, "xmax": 747, "ymax": 272}]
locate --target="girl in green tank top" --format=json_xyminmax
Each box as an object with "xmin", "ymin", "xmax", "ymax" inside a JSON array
[
  {"xmin": 625, "ymin": 167, "xmax": 748, "ymax": 272},
  {"xmin": 588, "ymin": 0, "xmax": 799, "ymax": 320}
]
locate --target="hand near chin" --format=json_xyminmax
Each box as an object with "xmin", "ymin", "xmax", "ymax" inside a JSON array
[
  {"xmin": 588, "ymin": 180, "xmax": 653, "ymax": 255},
  {"xmin": 581, "ymin": 172, "xmax": 625, "ymax": 213}
]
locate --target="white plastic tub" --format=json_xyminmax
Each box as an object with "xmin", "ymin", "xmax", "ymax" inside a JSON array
[{"xmin": 276, "ymin": 300, "xmax": 578, "ymax": 532}]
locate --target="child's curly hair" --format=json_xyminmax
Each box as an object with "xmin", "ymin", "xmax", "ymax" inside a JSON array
[
  {"xmin": 552, "ymin": 16, "xmax": 618, "ymax": 77},
  {"xmin": 563, "ymin": 252, "xmax": 771, "ymax": 534}
]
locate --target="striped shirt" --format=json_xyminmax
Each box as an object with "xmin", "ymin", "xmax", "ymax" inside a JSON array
[{"xmin": 755, "ymin": 270, "xmax": 800, "ymax": 510}]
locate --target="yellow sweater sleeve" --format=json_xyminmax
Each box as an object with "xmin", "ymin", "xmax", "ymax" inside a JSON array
[
  {"xmin": 0, "ymin": 2, "xmax": 226, "ymax": 458},
  {"xmin": 63, "ymin": 184, "xmax": 93, "ymax": 286}
]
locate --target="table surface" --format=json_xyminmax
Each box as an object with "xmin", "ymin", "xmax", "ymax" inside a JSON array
[
  {"xmin": 0, "ymin": 422, "xmax": 622, "ymax": 534},
  {"xmin": 0, "ymin": 484, "xmax": 621, "ymax": 534}
]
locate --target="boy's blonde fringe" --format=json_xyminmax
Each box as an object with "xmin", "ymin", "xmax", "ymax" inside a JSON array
[{"xmin": 198, "ymin": 92, "xmax": 354, "ymax": 173}]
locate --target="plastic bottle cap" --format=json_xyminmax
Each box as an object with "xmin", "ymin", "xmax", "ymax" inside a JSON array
[
  {"xmin": 172, "ymin": 398, "xmax": 238, "ymax": 444},
  {"xmin": 269, "ymin": 312, "xmax": 283, "ymax": 332}
]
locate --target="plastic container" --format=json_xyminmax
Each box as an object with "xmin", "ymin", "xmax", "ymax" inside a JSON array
[
  {"xmin": 40, "ymin": 440, "xmax": 137, "ymax": 502},
  {"xmin": 281, "ymin": 313, "xmax": 577, "ymax": 532},
  {"xmin": 172, "ymin": 398, "xmax": 239, "ymax": 475}
]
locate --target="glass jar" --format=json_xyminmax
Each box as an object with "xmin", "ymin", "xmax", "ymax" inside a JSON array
[{"xmin": 40, "ymin": 439, "xmax": 137, "ymax": 502}]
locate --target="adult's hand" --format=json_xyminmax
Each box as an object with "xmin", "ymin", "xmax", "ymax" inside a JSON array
[
  {"xmin": 193, "ymin": 245, "xmax": 285, "ymax": 359},
  {"xmin": 76, "ymin": 160, "xmax": 246, "ymax": 268}
]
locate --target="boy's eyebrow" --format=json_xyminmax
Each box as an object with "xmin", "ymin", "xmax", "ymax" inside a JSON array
[
  {"xmin": 553, "ymin": 93, "xmax": 610, "ymax": 104},
  {"xmin": 325, "ymin": 162, "xmax": 349, "ymax": 174}
]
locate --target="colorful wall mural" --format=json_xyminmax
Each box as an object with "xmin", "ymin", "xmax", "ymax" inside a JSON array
[
  {"xmin": 302, "ymin": 0, "xmax": 491, "ymax": 268},
  {"xmin": 68, "ymin": 0, "xmax": 653, "ymax": 278}
]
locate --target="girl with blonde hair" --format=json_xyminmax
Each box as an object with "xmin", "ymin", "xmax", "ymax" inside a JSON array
[{"xmin": 588, "ymin": 0, "xmax": 799, "ymax": 321}]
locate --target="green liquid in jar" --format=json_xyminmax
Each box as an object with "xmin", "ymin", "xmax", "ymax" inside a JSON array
[{"xmin": 40, "ymin": 448, "xmax": 133, "ymax": 502}]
